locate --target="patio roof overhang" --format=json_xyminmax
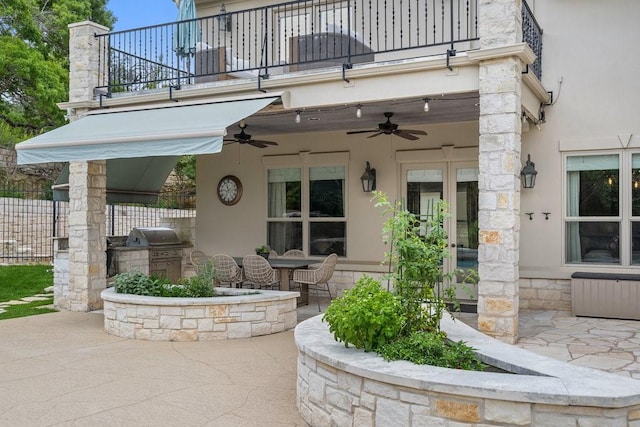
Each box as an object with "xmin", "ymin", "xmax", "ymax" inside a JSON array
[{"xmin": 16, "ymin": 92, "xmax": 285, "ymax": 203}]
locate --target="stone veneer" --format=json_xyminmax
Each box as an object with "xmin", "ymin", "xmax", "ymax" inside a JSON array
[
  {"xmin": 102, "ymin": 287, "xmax": 299, "ymax": 341},
  {"xmin": 519, "ymin": 277, "xmax": 572, "ymax": 311},
  {"xmin": 296, "ymin": 315, "xmax": 640, "ymax": 426}
]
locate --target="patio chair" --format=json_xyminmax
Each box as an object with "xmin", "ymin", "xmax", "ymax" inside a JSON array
[
  {"xmin": 282, "ymin": 249, "xmax": 305, "ymax": 258},
  {"xmin": 292, "ymin": 253, "xmax": 337, "ymax": 311},
  {"xmin": 242, "ymin": 255, "xmax": 280, "ymax": 290},
  {"xmin": 269, "ymin": 249, "xmax": 279, "ymax": 259},
  {"xmin": 212, "ymin": 254, "xmax": 243, "ymax": 288},
  {"xmin": 189, "ymin": 250, "xmax": 209, "ymax": 268}
]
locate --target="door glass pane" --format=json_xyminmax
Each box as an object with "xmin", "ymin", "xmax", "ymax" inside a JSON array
[
  {"xmin": 407, "ymin": 169, "xmax": 443, "ymax": 235},
  {"xmin": 268, "ymin": 222, "xmax": 302, "ymax": 255},
  {"xmin": 268, "ymin": 168, "xmax": 301, "ymax": 218},
  {"xmin": 456, "ymin": 168, "xmax": 479, "ymax": 272},
  {"xmin": 565, "ymin": 221, "xmax": 620, "ymax": 264},
  {"xmin": 309, "ymin": 166, "xmax": 345, "ymax": 217},
  {"xmin": 309, "ymin": 222, "xmax": 345, "ymax": 256}
]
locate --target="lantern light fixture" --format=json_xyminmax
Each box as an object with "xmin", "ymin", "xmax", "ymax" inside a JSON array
[
  {"xmin": 520, "ymin": 154, "xmax": 537, "ymax": 189},
  {"xmin": 360, "ymin": 161, "xmax": 376, "ymax": 192}
]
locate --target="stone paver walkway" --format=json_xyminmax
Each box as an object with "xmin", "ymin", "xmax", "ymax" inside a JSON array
[
  {"xmin": 458, "ymin": 309, "xmax": 640, "ymax": 379},
  {"xmin": 0, "ymin": 286, "xmax": 53, "ymax": 315}
]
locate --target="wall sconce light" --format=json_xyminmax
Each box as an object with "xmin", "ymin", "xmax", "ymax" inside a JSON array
[
  {"xmin": 218, "ymin": 3, "xmax": 233, "ymax": 32},
  {"xmin": 356, "ymin": 104, "xmax": 362, "ymax": 118},
  {"xmin": 423, "ymin": 97, "xmax": 430, "ymax": 112},
  {"xmin": 360, "ymin": 161, "xmax": 376, "ymax": 192},
  {"xmin": 295, "ymin": 110, "xmax": 301, "ymax": 124},
  {"xmin": 520, "ymin": 154, "xmax": 537, "ymax": 189}
]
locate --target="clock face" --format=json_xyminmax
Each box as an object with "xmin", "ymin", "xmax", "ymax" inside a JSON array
[{"xmin": 217, "ymin": 175, "xmax": 242, "ymax": 205}]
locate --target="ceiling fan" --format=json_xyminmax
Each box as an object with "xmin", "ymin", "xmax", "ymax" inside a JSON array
[
  {"xmin": 346, "ymin": 112, "xmax": 427, "ymax": 140},
  {"xmin": 223, "ymin": 122, "xmax": 278, "ymax": 148}
]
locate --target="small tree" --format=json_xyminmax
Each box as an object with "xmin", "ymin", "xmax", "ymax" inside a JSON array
[{"xmin": 374, "ymin": 191, "xmax": 456, "ymax": 333}]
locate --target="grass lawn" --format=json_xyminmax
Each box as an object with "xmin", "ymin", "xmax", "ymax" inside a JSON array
[{"xmin": 0, "ymin": 264, "xmax": 56, "ymax": 320}]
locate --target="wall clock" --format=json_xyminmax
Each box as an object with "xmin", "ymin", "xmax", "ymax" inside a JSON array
[{"xmin": 217, "ymin": 175, "xmax": 242, "ymax": 206}]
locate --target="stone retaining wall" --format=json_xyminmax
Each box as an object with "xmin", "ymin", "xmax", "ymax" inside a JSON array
[
  {"xmin": 295, "ymin": 315, "xmax": 640, "ymax": 426},
  {"xmin": 102, "ymin": 287, "xmax": 299, "ymax": 341}
]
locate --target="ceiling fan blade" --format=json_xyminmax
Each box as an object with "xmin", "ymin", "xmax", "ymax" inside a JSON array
[
  {"xmin": 248, "ymin": 141, "xmax": 268, "ymax": 148},
  {"xmin": 367, "ymin": 132, "xmax": 384, "ymax": 139},
  {"xmin": 347, "ymin": 130, "xmax": 377, "ymax": 135},
  {"xmin": 401, "ymin": 129, "xmax": 428, "ymax": 135},
  {"xmin": 251, "ymin": 139, "xmax": 278, "ymax": 146},
  {"xmin": 223, "ymin": 139, "xmax": 237, "ymax": 145},
  {"xmin": 393, "ymin": 130, "xmax": 420, "ymax": 140}
]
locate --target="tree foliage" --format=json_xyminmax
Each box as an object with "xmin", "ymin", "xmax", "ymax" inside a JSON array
[{"xmin": 0, "ymin": 0, "xmax": 115, "ymax": 143}]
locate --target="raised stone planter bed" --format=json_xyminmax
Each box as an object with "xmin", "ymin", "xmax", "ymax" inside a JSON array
[
  {"xmin": 295, "ymin": 315, "xmax": 640, "ymax": 426},
  {"xmin": 101, "ymin": 287, "xmax": 299, "ymax": 341}
]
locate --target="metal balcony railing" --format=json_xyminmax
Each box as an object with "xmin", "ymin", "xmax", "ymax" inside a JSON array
[
  {"xmin": 522, "ymin": 0, "xmax": 542, "ymax": 79},
  {"xmin": 94, "ymin": 0, "xmax": 541, "ymax": 94}
]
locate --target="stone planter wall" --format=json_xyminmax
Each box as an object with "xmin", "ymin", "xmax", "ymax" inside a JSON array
[
  {"xmin": 295, "ymin": 315, "xmax": 640, "ymax": 426},
  {"xmin": 102, "ymin": 287, "xmax": 299, "ymax": 341}
]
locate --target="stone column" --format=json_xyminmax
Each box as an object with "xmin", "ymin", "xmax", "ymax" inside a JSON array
[
  {"xmin": 476, "ymin": 0, "xmax": 523, "ymax": 343},
  {"xmin": 66, "ymin": 161, "xmax": 107, "ymax": 311},
  {"xmin": 56, "ymin": 21, "xmax": 110, "ymax": 311}
]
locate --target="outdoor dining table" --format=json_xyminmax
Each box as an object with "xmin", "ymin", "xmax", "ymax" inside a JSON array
[{"xmin": 234, "ymin": 257, "xmax": 313, "ymax": 305}]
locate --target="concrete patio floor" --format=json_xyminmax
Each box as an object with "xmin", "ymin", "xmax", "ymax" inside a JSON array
[{"xmin": 2, "ymin": 302, "xmax": 640, "ymax": 425}]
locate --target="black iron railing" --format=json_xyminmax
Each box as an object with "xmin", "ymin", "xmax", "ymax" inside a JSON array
[
  {"xmin": 96, "ymin": 0, "xmax": 480, "ymax": 93},
  {"xmin": 95, "ymin": 0, "xmax": 543, "ymax": 93},
  {"xmin": 522, "ymin": 0, "xmax": 542, "ymax": 79}
]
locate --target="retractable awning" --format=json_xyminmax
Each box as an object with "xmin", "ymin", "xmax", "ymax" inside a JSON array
[
  {"xmin": 52, "ymin": 157, "xmax": 180, "ymax": 204},
  {"xmin": 15, "ymin": 94, "xmax": 282, "ymax": 164}
]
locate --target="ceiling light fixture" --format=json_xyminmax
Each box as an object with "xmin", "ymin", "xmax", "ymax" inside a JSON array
[
  {"xmin": 356, "ymin": 104, "xmax": 362, "ymax": 118},
  {"xmin": 295, "ymin": 110, "xmax": 301, "ymax": 124}
]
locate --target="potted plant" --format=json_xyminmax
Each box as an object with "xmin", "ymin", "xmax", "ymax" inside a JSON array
[{"xmin": 255, "ymin": 245, "xmax": 271, "ymax": 259}]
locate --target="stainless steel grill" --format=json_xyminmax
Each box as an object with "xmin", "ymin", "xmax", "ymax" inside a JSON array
[
  {"xmin": 125, "ymin": 227, "xmax": 185, "ymax": 282},
  {"xmin": 126, "ymin": 227, "xmax": 182, "ymax": 247}
]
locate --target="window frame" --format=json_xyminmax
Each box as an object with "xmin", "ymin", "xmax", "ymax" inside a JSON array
[
  {"xmin": 266, "ymin": 162, "xmax": 348, "ymax": 257},
  {"xmin": 562, "ymin": 150, "xmax": 639, "ymax": 266}
]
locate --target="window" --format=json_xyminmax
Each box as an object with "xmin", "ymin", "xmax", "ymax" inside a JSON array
[
  {"xmin": 565, "ymin": 153, "xmax": 623, "ymax": 264},
  {"xmin": 267, "ymin": 165, "xmax": 346, "ymax": 256}
]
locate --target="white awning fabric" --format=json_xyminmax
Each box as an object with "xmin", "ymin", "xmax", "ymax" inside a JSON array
[{"xmin": 16, "ymin": 95, "xmax": 280, "ymax": 164}]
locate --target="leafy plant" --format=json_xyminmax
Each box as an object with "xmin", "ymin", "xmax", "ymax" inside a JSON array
[
  {"xmin": 374, "ymin": 191, "xmax": 457, "ymax": 333},
  {"xmin": 112, "ymin": 266, "xmax": 216, "ymax": 298},
  {"xmin": 255, "ymin": 245, "xmax": 271, "ymax": 254},
  {"xmin": 322, "ymin": 275, "xmax": 405, "ymax": 352},
  {"xmin": 377, "ymin": 331, "xmax": 486, "ymax": 371}
]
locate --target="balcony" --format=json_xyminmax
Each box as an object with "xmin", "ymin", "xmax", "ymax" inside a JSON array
[{"xmin": 95, "ymin": 0, "xmax": 542, "ymax": 95}]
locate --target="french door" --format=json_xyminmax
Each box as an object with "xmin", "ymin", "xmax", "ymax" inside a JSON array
[{"xmin": 401, "ymin": 162, "xmax": 479, "ymax": 301}]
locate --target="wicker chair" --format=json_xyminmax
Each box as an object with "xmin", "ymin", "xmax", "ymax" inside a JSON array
[
  {"xmin": 242, "ymin": 255, "xmax": 280, "ymax": 290},
  {"xmin": 269, "ymin": 250, "xmax": 279, "ymax": 259},
  {"xmin": 212, "ymin": 254, "xmax": 243, "ymax": 288},
  {"xmin": 282, "ymin": 249, "xmax": 305, "ymax": 258},
  {"xmin": 292, "ymin": 253, "xmax": 337, "ymax": 311},
  {"xmin": 189, "ymin": 250, "xmax": 209, "ymax": 268}
]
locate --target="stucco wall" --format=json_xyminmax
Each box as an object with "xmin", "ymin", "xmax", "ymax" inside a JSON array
[{"xmin": 519, "ymin": 0, "xmax": 640, "ymax": 278}]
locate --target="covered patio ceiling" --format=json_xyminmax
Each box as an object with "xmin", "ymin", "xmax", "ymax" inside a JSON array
[{"xmin": 236, "ymin": 92, "xmax": 480, "ymax": 137}]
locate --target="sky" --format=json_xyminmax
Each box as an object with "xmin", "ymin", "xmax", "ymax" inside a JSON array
[{"xmin": 107, "ymin": 0, "xmax": 179, "ymax": 31}]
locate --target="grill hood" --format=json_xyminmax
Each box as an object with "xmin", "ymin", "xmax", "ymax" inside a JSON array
[{"xmin": 126, "ymin": 227, "xmax": 182, "ymax": 247}]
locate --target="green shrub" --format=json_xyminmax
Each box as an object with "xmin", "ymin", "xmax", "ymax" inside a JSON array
[
  {"xmin": 322, "ymin": 275, "xmax": 405, "ymax": 352},
  {"xmin": 377, "ymin": 331, "xmax": 486, "ymax": 371},
  {"xmin": 113, "ymin": 265, "xmax": 216, "ymax": 298}
]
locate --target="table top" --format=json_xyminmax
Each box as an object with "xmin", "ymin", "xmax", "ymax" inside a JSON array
[{"xmin": 234, "ymin": 256, "xmax": 313, "ymax": 269}]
